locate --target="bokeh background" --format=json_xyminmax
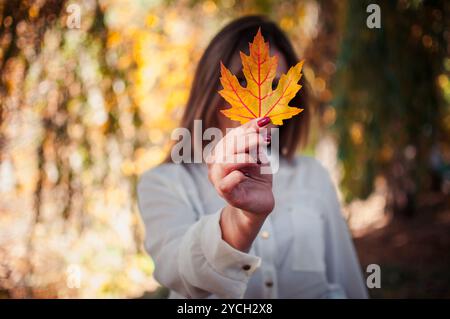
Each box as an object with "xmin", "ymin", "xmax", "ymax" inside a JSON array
[{"xmin": 0, "ymin": 0, "xmax": 449, "ymax": 298}]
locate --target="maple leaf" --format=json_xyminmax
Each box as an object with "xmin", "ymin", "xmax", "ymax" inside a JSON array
[{"xmin": 218, "ymin": 28, "xmax": 304, "ymax": 125}]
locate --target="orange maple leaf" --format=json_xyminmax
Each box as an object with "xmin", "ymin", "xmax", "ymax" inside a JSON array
[{"xmin": 218, "ymin": 28, "xmax": 304, "ymax": 125}]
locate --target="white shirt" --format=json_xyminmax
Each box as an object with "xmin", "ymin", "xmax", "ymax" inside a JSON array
[{"xmin": 137, "ymin": 156, "xmax": 368, "ymax": 299}]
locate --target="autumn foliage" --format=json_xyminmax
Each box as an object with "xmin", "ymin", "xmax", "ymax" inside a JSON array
[{"xmin": 219, "ymin": 29, "xmax": 304, "ymax": 125}]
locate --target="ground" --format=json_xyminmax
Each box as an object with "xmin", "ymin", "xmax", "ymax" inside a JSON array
[{"xmin": 354, "ymin": 197, "xmax": 450, "ymax": 298}]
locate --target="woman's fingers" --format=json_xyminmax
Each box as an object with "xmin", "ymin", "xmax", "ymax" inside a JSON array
[
  {"xmin": 208, "ymin": 117, "xmax": 274, "ymax": 192},
  {"xmin": 219, "ymin": 132, "xmax": 269, "ymax": 155},
  {"xmin": 226, "ymin": 117, "xmax": 269, "ymax": 139},
  {"xmin": 212, "ymin": 120, "xmax": 272, "ymax": 159},
  {"xmin": 221, "ymin": 153, "xmax": 259, "ymax": 176},
  {"xmin": 208, "ymin": 153, "xmax": 257, "ymax": 185},
  {"xmin": 218, "ymin": 170, "xmax": 246, "ymax": 196},
  {"xmin": 216, "ymin": 151, "xmax": 271, "ymax": 200}
]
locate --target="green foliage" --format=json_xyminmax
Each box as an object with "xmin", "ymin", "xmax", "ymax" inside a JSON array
[{"xmin": 332, "ymin": 0, "xmax": 449, "ymax": 208}]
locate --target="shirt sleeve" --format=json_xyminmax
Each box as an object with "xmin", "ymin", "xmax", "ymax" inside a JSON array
[
  {"xmin": 317, "ymin": 164, "xmax": 369, "ymax": 299},
  {"xmin": 137, "ymin": 166, "xmax": 261, "ymax": 299}
]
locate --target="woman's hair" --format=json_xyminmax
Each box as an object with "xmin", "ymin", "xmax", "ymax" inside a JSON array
[{"xmin": 166, "ymin": 15, "xmax": 310, "ymax": 162}]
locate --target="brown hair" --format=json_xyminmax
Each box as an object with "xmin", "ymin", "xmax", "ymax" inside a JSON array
[{"xmin": 166, "ymin": 15, "xmax": 310, "ymax": 162}]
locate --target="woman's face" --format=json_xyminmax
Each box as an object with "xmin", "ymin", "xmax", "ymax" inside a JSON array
[{"xmin": 217, "ymin": 47, "xmax": 288, "ymax": 131}]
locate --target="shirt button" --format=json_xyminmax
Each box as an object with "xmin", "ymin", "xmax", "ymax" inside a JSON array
[
  {"xmin": 265, "ymin": 281, "xmax": 273, "ymax": 288},
  {"xmin": 242, "ymin": 264, "xmax": 251, "ymax": 271},
  {"xmin": 260, "ymin": 231, "xmax": 270, "ymax": 239}
]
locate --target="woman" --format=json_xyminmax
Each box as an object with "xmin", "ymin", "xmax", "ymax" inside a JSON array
[{"xmin": 137, "ymin": 15, "xmax": 368, "ymax": 299}]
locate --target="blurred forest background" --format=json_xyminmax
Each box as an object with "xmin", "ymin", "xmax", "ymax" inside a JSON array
[{"xmin": 0, "ymin": 0, "xmax": 449, "ymax": 298}]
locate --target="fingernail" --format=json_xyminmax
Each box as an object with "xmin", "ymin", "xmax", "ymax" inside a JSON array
[{"xmin": 257, "ymin": 117, "xmax": 270, "ymax": 127}]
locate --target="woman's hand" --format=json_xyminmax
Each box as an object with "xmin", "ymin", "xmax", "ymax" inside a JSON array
[{"xmin": 207, "ymin": 117, "xmax": 274, "ymax": 252}]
